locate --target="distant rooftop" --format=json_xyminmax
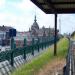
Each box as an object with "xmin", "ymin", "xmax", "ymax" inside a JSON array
[{"xmin": 0, "ymin": 25, "xmax": 14, "ymax": 32}]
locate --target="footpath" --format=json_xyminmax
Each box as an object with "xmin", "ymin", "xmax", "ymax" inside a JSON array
[{"xmin": 37, "ymin": 58, "xmax": 65, "ymax": 75}]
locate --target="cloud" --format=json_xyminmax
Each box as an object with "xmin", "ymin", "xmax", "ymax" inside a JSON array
[
  {"xmin": 0, "ymin": 0, "xmax": 45, "ymax": 31},
  {"xmin": 8, "ymin": 0, "xmax": 35, "ymax": 12},
  {"xmin": 58, "ymin": 14, "xmax": 75, "ymax": 34},
  {"xmin": 0, "ymin": 0, "xmax": 5, "ymax": 7},
  {"xmin": 6, "ymin": 0, "xmax": 22, "ymax": 3},
  {"xmin": 0, "ymin": 0, "xmax": 75, "ymax": 34}
]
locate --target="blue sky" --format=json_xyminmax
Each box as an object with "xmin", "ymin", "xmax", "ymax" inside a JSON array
[{"xmin": 0, "ymin": 0, "xmax": 75, "ymax": 34}]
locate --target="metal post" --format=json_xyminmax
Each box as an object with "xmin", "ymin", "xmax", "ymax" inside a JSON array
[
  {"xmin": 24, "ymin": 38, "xmax": 26, "ymax": 60},
  {"xmin": 42, "ymin": 37, "xmax": 43, "ymax": 50},
  {"xmin": 54, "ymin": 13, "xmax": 57, "ymax": 56},
  {"xmin": 24, "ymin": 38, "xmax": 26, "ymax": 46},
  {"xmin": 24, "ymin": 48, "xmax": 26, "ymax": 60},
  {"xmin": 37, "ymin": 38, "xmax": 40, "ymax": 52},
  {"xmin": 10, "ymin": 37, "xmax": 14, "ymax": 66},
  {"xmin": 32, "ymin": 38, "xmax": 34, "ymax": 56},
  {"xmin": 10, "ymin": 37, "xmax": 14, "ymax": 50},
  {"xmin": 14, "ymin": 42, "xmax": 16, "ymax": 49},
  {"xmin": 10, "ymin": 51, "xmax": 14, "ymax": 66}
]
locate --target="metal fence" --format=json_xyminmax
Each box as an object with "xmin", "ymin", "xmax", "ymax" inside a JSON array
[
  {"xmin": 0, "ymin": 36, "xmax": 60, "ymax": 75},
  {"xmin": 64, "ymin": 39, "xmax": 75, "ymax": 75},
  {"xmin": 0, "ymin": 37, "xmax": 59, "ymax": 67}
]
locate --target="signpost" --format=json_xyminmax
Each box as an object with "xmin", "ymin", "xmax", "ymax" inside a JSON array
[
  {"xmin": 9, "ymin": 29, "xmax": 16, "ymax": 66},
  {"xmin": 9, "ymin": 29, "xmax": 16, "ymax": 50}
]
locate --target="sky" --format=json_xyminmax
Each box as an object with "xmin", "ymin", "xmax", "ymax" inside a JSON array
[{"xmin": 0, "ymin": 0, "xmax": 75, "ymax": 34}]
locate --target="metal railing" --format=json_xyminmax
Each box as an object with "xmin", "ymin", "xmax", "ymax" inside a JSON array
[
  {"xmin": 64, "ymin": 39, "xmax": 75, "ymax": 75},
  {"xmin": 0, "ymin": 37, "xmax": 59, "ymax": 67}
]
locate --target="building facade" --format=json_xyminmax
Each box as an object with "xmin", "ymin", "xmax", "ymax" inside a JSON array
[
  {"xmin": 0, "ymin": 25, "xmax": 15, "ymax": 46},
  {"xmin": 30, "ymin": 15, "xmax": 57, "ymax": 38},
  {"xmin": 0, "ymin": 16, "xmax": 59, "ymax": 47},
  {"xmin": 14, "ymin": 15, "xmax": 59, "ymax": 47}
]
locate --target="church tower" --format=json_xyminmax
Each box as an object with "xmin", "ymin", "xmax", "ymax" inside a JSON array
[
  {"xmin": 31, "ymin": 15, "xmax": 39, "ymax": 38},
  {"xmin": 31, "ymin": 15, "xmax": 39, "ymax": 30}
]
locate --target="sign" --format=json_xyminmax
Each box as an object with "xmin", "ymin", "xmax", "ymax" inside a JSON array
[{"xmin": 9, "ymin": 29, "xmax": 16, "ymax": 37}]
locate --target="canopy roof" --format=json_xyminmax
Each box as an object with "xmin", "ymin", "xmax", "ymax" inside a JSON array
[{"xmin": 31, "ymin": 0, "xmax": 75, "ymax": 14}]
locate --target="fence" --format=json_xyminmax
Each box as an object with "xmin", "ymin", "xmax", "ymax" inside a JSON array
[
  {"xmin": 0, "ymin": 36, "xmax": 59, "ymax": 66},
  {"xmin": 64, "ymin": 39, "xmax": 75, "ymax": 75},
  {"xmin": 0, "ymin": 37, "xmax": 60, "ymax": 75},
  {"xmin": 0, "ymin": 36, "xmax": 60, "ymax": 75}
]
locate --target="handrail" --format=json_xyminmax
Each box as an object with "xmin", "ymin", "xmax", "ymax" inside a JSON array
[{"xmin": 65, "ymin": 39, "xmax": 75, "ymax": 75}]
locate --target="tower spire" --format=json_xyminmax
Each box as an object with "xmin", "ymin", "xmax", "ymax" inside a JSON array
[{"xmin": 34, "ymin": 15, "xmax": 37, "ymax": 22}]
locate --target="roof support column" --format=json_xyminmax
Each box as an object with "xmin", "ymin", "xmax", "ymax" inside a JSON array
[{"xmin": 54, "ymin": 13, "xmax": 57, "ymax": 56}]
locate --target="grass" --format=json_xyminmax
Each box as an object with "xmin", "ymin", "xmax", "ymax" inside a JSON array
[
  {"xmin": 11, "ymin": 37, "xmax": 69, "ymax": 75},
  {"xmin": 72, "ymin": 34, "xmax": 75, "ymax": 40}
]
